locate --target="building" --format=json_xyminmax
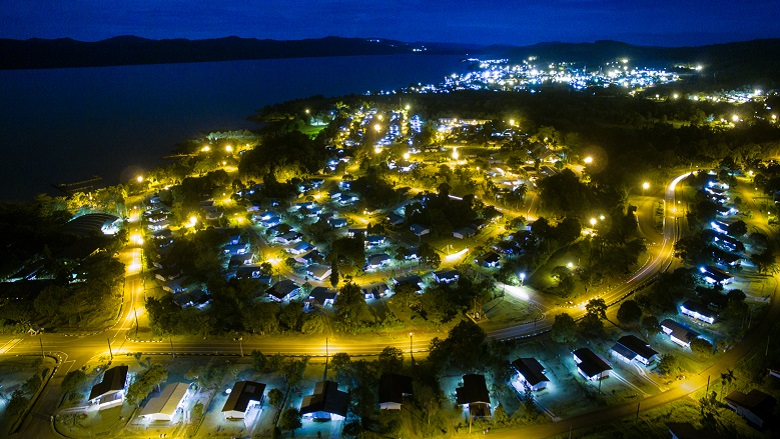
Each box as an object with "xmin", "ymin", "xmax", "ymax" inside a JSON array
[
  {"xmin": 387, "ymin": 213, "xmax": 405, "ymax": 226},
  {"xmin": 305, "ymin": 287, "xmax": 337, "ymax": 310},
  {"xmin": 699, "ymin": 266, "xmax": 733, "ymax": 285},
  {"xmin": 365, "ymin": 235, "xmax": 386, "ymax": 248},
  {"xmin": 290, "ymin": 241, "xmax": 314, "ymax": 255},
  {"xmin": 456, "ymin": 374, "xmax": 491, "ymax": 418},
  {"xmin": 680, "ymin": 300, "xmax": 716, "ymax": 324},
  {"xmin": 660, "ymin": 319, "xmax": 700, "ymax": 348},
  {"xmin": 572, "ymin": 348, "xmax": 611, "ymax": 381},
  {"xmin": 667, "ymin": 422, "xmax": 722, "ymax": 439},
  {"xmin": 267, "ymin": 280, "xmax": 300, "ymax": 302},
  {"xmin": 328, "ymin": 217, "xmax": 348, "ymax": 228},
  {"xmin": 366, "ymin": 253, "xmax": 391, "ymax": 270},
  {"xmin": 479, "ymin": 252, "xmax": 501, "ymax": 268},
  {"xmin": 300, "ymin": 381, "xmax": 349, "ymax": 421},
  {"xmin": 409, "ymin": 224, "xmax": 430, "ymax": 237},
  {"xmin": 222, "ymin": 381, "xmax": 266, "ymax": 420},
  {"xmin": 453, "ymin": 226, "xmax": 476, "ymax": 239},
  {"xmin": 393, "ymin": 275, "xmax": 423, "ymax": 293},
  {"xmin": 306, "ymin": 263, "xmax": 332, "ymax": 281},
  {"xmin": 362, "ymin": 282, "xmax": 390, "ymax": 299},
  {"xmin": 88, "ymin": 365, "xmax": 129, "ymax": 410},
  {"xmin": 610, "ymin": 335, "xmax": 658, "ymax": 365},
  {"xmin": 511, "ymin": 358, "xmax": 549, "ymax": 391},
  {"xmin": 724, "ymin": 389, "xmax": 776, "ymax": 428},
  {"xmin": 139, "ymin": 382, "xmax": 190, "ymax": 421},
  {"xmin": 433, "ymin": 269, "xmax": 460, "ymax": 284},
  {"xmin": 378, "ymin": 374, "xmax": 413, "ymax": 410}
]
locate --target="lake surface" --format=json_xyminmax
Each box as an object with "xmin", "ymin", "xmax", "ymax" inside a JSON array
[{"xmin": 0, "ymin": 54, "xmax": 464, "ymax": 201}]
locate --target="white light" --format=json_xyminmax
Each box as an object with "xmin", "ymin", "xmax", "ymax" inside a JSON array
[{"xmin": 584, "ymin": 156, "xmax": 593, "ymax": 164}]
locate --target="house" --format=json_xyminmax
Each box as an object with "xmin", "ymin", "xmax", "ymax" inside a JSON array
[
  {"xmin": 224, "ymin": 242, "xmax": 250, "ymax": 256},
  {"xmin": 290, "ymin": 241, "xmax": 314, "ymax": 255},
  {"xmin": 297, "ymin": 249, "xmax": 323, "ymax": 265},
  {"xmin": 235, "ymin": 265, "xmax": 264, "ymax": 279},
  {"xmin": 393, "ymin": 275, "xmax": 423, "ymax": 293},
  {"xmin": 267, "ymin": 280, "xmax": 300, "ymax": 302},
  {"xmin": 328, "ymin": 217, "xmax": 348, "ymax": 228},
  {"xmin": 305, "ymin": 287, "xmax": 337, "ymax": 310},
  {"xmin": 660, "ymin": 319, "xmax": 700, "ymax": 348},
  {"xmin": 88, "ymin": 365, "xmax": 129, "ymax": 410},
  {"xmin": 365, "ymin": 235, "xmax": 386, "ymax": 248},
  {"xmin": 366, "ymin": 253, "xmax": 391, "ymax": 270},
  {"xmin": 162, "ymin": 277, "xmax": 188, "ymax": 294},
  {"xmin": 227, "ymin": 234, "xmax": 242, "ymax": 245},
  {"xmin": 245, "ymin": 200, "xmax": 263, "ymax": 212},
  {"xmin": 611, "ymin": 335, "xmax": 658, "ymax": 365},
  {"xmin": 306, "ymin": 264, "xmax": 332, "ymax": 281},
  {"xmin": 511, "ymin": 358, "xmax": 549, "ymax": 391},
  {"xmin": 724, "ymin": 389, "xmax": 776, "ymax": 428},
  {"xmin": 222, "ymin": 381, "xmax": 266, "ymax": 420},
  {"xmin": 681, "ymin": 300, "xmax": 716, "ymax": 324},
  {"xmin": 455, "ymin": 374, "xmax": 491, "ymax": 418},
  {"xmin": 173, "ymin": 289, "xmax": 211, "ymax": 309},
  {"xmin": 256, "ymin": 211, "xmax": 277, "ymax": 221},
  {"xmin": 699, "ymin": 266, "xmax": 733, "ymax": 285},
  {"xmin": 275, "ymin": 231, "xmax": 302, "ymax": 244},
  {"xmin": 378, "ymin": 374, "xmax": 413, "ymax": 410},
  {"xmin": 258, "ymin": 215, "xmax": 282, "ymax": 228},
  {"xmin": 453, "ymin": 226, "xmax": 477, "ymax": 239},
  {"xmin": 572, "ymin": 348, "xmax": 611, "ymax": 381},
  {"xmin": 140, "ymin": 382, "xmax": 190, "ymax": 421},
  {"xmin": 433, "ymin": 269, "xmax": 460, "ymax": 284},
  {"xmin": 362, "ymin": 282, "xmax": 390, "ymax": 299},
  {"xmin": 155, "ymin": 266, "xmax": 181, "ymax": 282},
  {"xmin": 347, "ymin": 228, "xmax": 367, "ymax": 238},
  {"xmin": 478, "ymin": 252, "xmax": 501, "ymax": 268},
  {"xmin": 409, "ymin": 224, "xmax": 430, "ymax": 237},
  {"xmin": 387, "ymin": 213, "xmax": 405, "ymax": 226},
  {"xmin": 300, "ymin": 381, "xmax": 349, "ymax": 421}
]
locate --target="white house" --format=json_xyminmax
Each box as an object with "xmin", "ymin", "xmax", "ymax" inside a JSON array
[
  {"xmin": 222, "ymin": 381, "xmax": 266, "ymax": 420},
  {"xmin": 139, "ymin": 382, "xmax": 190, "ymax": 422}
]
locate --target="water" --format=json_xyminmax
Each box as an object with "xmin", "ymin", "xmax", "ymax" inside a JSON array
[{"xmin": 0, "ymin": 55, "xmax": 463, "ymax": 201}]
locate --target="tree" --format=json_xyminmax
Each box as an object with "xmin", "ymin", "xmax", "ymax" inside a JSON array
[
  {"xmin": 657, "ymin": 354, "xmax": 684, "ymax": 376},
  {"xmin": 61, "ymin": 370, "xmax": 87, "ymax": 395},
  {"xmin": 585, "ymin": 298, "xmax": 607, "ymax": 320},
  {"xmin": 330, "ymin": 258, "xmax": 339, "ymax": 288},
  {"xmin": 125, "ymin": 364, "xmax": 168, "ymax": 406},
  {"xmin": 334, "ymin": 282, "xmax": 372, "ymax": 331},
  {"xmin": 251, "ymin": 350, "xmax": 267, "ymax": 372},
  {"xmin": 550, "ymin": 313, "xmax": 577, "ymax": 343},
  {"xmin": 279, "ymin": 408, "xmax": 303, "ymax": 436},
  {"xmin": 690, "ymin": 338, "xmax": 714, "ymax": 358},
  {"xmin": 727, "ymin": 220, "xmax": 747, "ymax": 237},
  {"xmin": 616, "ymin": 300, "xmax": 642, "ymax": 327},
  {"xmin": 377, "ymin": 346, "xmax": 404, "ymax": 375},
  {"xmin": 267, "ymin": 388, "xmax": 284, "ymax": 408},
  {"xmin": 492, "ymin": 404, "xmax": 509, "ymax": 426},
  {"xmin": 641, "ymin": 315, "xmax": 661, "ymax": 337},
  {"xmin": 751, "ymin": 248, "xmax": 779, "ymax": 275},
  {"xmin": 578, "ymin": 313, "xmax": 605, "ymax": 339}
]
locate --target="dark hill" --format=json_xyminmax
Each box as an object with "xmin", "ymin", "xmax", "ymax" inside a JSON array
[{"xmin": 0, "ymin": 36, "xmax": 468, "ymax": 70}]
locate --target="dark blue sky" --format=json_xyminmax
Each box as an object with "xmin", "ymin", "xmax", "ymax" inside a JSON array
[{"xmin": 2, "ymin": 0, "xmax": 777, "ymax": 46}]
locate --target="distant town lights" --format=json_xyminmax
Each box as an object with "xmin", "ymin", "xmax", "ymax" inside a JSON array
[{"xmin": 201, "ymin": 145, "xmax": 210, "ymax": 152}]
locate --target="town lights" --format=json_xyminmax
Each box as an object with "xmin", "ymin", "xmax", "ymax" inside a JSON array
[
  {"xmin": 188, "ymin": 216, "xmax": 198, "ymax": 227},
  {"xmin": 590, "ymin": 217, "xmax": 597, "ymax": 227},
  {"xmin": 732, "ymin": 115, "xmax": 739, "ymax": 123},
  {"xmin": 225, "ymin": 145, "xmax": 233, "ymax": 152},
  {"xmin": 373, "ymin": 123, "xmax": 382, "ymax": 132},
  {"xmin": 201, "ymin": 145, "xmax": 211, "ymax": 152},
  {"xmin": 452, "ymin": 149, "xmax": 459, "ymax": 160},
  {"xmin": 403, "ymin": 152, "xmax": 410, "ymax": 160},
  {"xmin": 584, "ymin": 156, "xmax": 593, "ymax": 164},
  {"xmin": 642, "ymin": 181, "xmax": 650, "ymax": 190},
  {"xmin": 136, "ymin": 175, "xmax": 144, "ymax": 183}
]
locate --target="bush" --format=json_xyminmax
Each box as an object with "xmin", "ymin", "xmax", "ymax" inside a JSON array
[{"xmin": 690, "ymin": 338, "xmax": 714, "ymax": 358}]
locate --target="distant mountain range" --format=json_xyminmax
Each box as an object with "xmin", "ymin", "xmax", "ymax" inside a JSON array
[{"xmin": 2, "ymin": 36, "xmax": 778, "ymax": 87}]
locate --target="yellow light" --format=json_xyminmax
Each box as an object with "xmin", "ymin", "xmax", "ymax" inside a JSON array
[
  {"xmin": 673, "ymin": 93, "xmax": 679, "ymax": 99},
  {"xmin": 509, "ymin": 119, "xmax": 515, "ymax": 126},
  {"xmin": 225, "ymin": 145, "xmax": 233, "ymax": 152},
  {"xmin": 452, "ymin": 149, "xmax": 459, "ymax": 160},
  {"xmin": 188, "ymin": 216, "xmax": 198, "ymax": 227},
  {"xmin": 374, "ymin": 123, "xmax": 382, "ymax": 132},
  {"xmin": 583, "ymin": 156, "xmax": 593, "ymax": 164},
  {"xmin": 136, "ymin": 175, "xmax": 144, "ymax": 183},
  {"xmin": 236, "ymin": 216, "xmax": 245, "ymax": 224},
  {"xmin": 377, "ymin": 114, "xmax": 384, "ymax": 121},
  {"xmin": 445, "ymin": 248, "xmax": 469, "ymax": 261},
  {"xmin": 642, "ymin": 182, "xmax": 650, "ymax": 190},
  {"xmin": 567, "ymin": 262, "xmax": 574, "ymax": 269},
  {"xmin": 374, "ymin": 146, "xmax": 382, "ymax": 154},
  {"xmin": 403, "ymin": 152, "xmax": 410, "ymax": 160},
  {"xmin": 732, "ymin": 115, "xmax": 739, "ymax": 123},
  {"xmin": 130, "ymin": 234, "xmax": 144, "ymax": 245},
  {"xmin": 305, "ymin": 109, "xmax": 310, "ymax": 114},
  {"xmin": 590, "ymin": 218, "xmax": 597, "ymax": 227},
  {"xmin": 405, "ymin": 104, "xmax": 411, "ymax": 110},
  {"xmin": 772, "ymin": 114, "xmax": 777, "ymax": 121},
  {"xmin": 201, "ymin": 145, "xmax": 211, "ymax": 152}
]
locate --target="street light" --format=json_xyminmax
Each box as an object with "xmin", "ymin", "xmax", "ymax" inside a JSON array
[
  {"xmin": 136, "ymin": 175, "xmax": 144, "ymax": 183},
  {"xmin": 642, "ymin": 181, "xmax": 650, "ymax": 193},
  {"xmin": 590, "ymin": 217, "xmax": 597, "ymax": 227},
  {"xmin": 584, "ymin": 156, "xmax": 593, "ymax": 165},
  {"xmin": 519, "ymin": 272, "xmax": 525, "ymax": 286},
  {"xmin": 409, "ymin": 332, "xmax": 413, "ymax": 355},
  {"xmin": 225, "ymin": 145, "xmax": 233, "ymax": 152},
  {"xmin": 452, "ymin": 148, "xmax": 459, "ymax": 160},
  {"xmin": 403, "ymin": 152, "xmax": 410, "ymax": 160}
]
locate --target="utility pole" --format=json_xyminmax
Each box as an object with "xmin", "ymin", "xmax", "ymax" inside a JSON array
[
  {"xmin": 107, "ymin": 338, "xmax": 113, "ymax": 360},
  {"xmin": 170, "ymin": 337, "xmax": 175, "ymax": 359},
  {"xmin": 134, "ymin": 308, "xmax": 139, "ymax": 339},
  {"xmin": 239, "ymin": 338, "xmax": 243, "ymax": 357},
  {"xmin": 39, "ymin": 337, "xmax": 44, "ymax": 358},
  {"xmin": 635, "ymin": 402, "xmax": 640, "ymax": 422},
  {"xmin": 326, "ymin": 337, "xmax": 329, "ymax": 359},
  {"xmin": 706, "ymin": 375, "xmax": 710, "ymax": 394}
]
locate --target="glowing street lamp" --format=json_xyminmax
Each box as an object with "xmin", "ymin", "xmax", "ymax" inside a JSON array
[
  {"xmin": 731, "ymin": 115, "xmax": 739, "ymax": 123},
  {"xmin": 599, "ymin": 215, "xmax": 605, "ymax": 221},
  {"xmin": 452, "ymin": 148, "xmax": 459, "ymax": 160},
  {"xmin": 590, "ymin": 217, "xmax": 597, "ymax": 227},
  {"xmin": 642, "ymin": 181, "xmax": 650, "ymax": 191},
  {"xmin": 188, "ymin": 215, "xmax": 198, "ymax": 228},
  {"xmin": 225, "ymin": 145, "xmax": 233, "ymax": 153},
  {"xmin": 201, "ymin": 145, "xmax": 211, "ymax": 152},
  {"xmin": 136, "ymin": 175, "xmax": 144, "ymax": 183},
  {"xmin": 584, "ymin": 156, "xmax": 593, "ymax": 165},
  {"xmin": 403, "ymin": 152, "xmax": 410, "ymax": 160},
  {"xmin": 519, "ymin": 272, "xmax": 525, "ymax": 286},
  {"xmin": 373, "ymin": 123, "xmax": 382, "ymax": 132}
]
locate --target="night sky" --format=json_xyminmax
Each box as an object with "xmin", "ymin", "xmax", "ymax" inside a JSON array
[{"xmin": 1, "ymin": 0, "xmax": 778, "ymax": 47}]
